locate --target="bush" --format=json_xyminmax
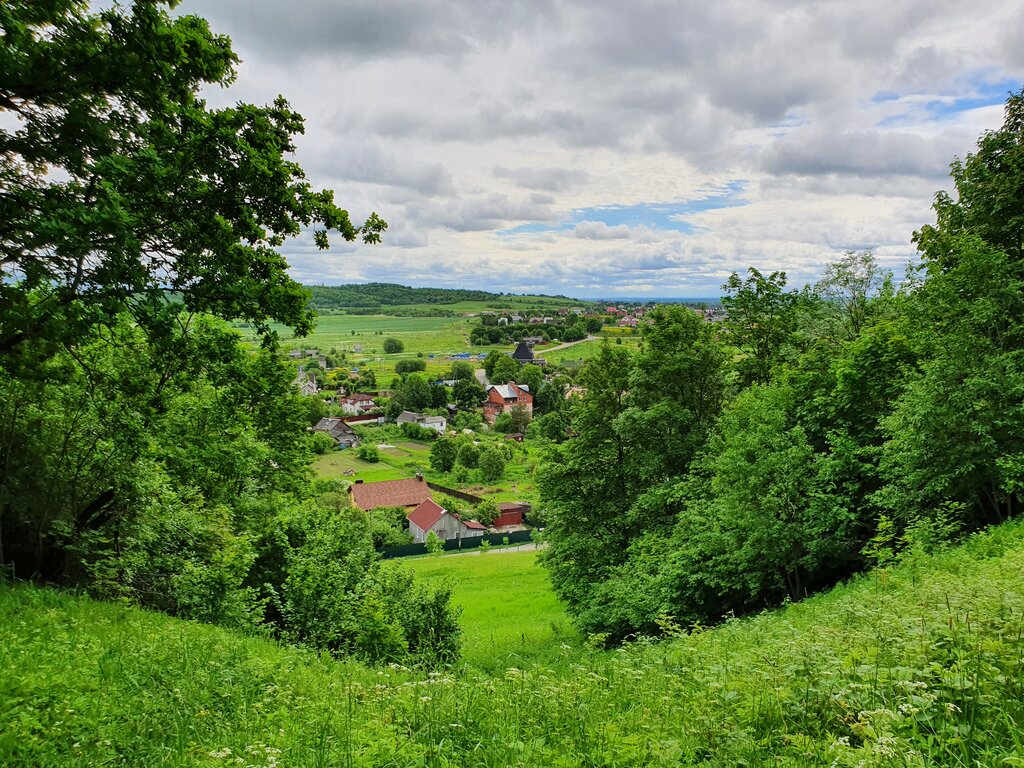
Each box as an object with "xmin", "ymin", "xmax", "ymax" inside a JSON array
[
  {"xmin": 357, "ymin": 444, "xmax": 381, "ymax": 462},
  {"xmin": 475, "ymin": 498, "xmax": 500, "ymax": 526},
  {"xmin": 383, "ymin": 338, "xmax": 404, "ymax": 354},
  {"xmin": 395, "ymin": 358, "xmax": 426, "ymax": 374},
  {"xmin": 425, "ymin": 530, "xmax": 444, "ymax": 556},
  {"xmin": 430, "ymin": 439, "xmax": 457, "ymax": 472},
  {"xmin": 309, "ymin": 431, "xmax": 337, "ymax": 455}
]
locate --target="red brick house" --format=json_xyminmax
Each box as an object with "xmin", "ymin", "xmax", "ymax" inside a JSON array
[{"xmin": 483, "ymin": 382, "xmax": 533, "ymax": 424}]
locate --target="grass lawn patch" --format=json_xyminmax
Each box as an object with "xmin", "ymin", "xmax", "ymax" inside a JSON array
[{"xmin": 408, "ymin": 550, "xmax": 577, "ymax": 670}]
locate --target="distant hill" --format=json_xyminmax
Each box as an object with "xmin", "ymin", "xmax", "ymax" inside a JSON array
[{"xmin": 304, "ymin": 283, "xmax": 584, "ymax": 312}]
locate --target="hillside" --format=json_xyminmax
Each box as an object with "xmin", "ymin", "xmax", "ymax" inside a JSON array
[
  {"xmin": 305, "ymin": 283, "xmax": 585, "ymax": 312},
  {"xmin": 4, "ymin": 521, "xmax": 1024, "ymax": 766}
]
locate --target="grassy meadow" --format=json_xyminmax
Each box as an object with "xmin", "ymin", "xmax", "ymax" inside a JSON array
[
  {"xmin": 408, "ymin": 549, "xmax": 577, "ymax": 670},
  {"xmin": 6, "ymin": 521, "xmax": 1024, "ymax": 765}
]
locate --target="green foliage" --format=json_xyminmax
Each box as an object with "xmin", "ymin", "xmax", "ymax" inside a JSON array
[
  {"xmin": 448, "ymin": 361, "xmax": 475, "ymax": 380},
  {"xmin": 394, "ymin": 358, "xmax": 425, "ymax": 373},
  {"xmin": 474, "ymin": 499, "xmax": 500, "ymax": 525},
  {"xmin": 456, "ymin": 442, "xmax": 480, "ymax": 469},
  {"xmin": 429, "ymin": 439, "xmax": 458, "ymax": 472},
  {"xmin": 490, "ymin": 354, "xmax": 522, "ymax": 384},
  {"xmin": 382, "ymin": 337, "xmax": 405, "ymax": 354},
  {"xmin": 7, "ymin": 521, "xmax": 1024, "ymax": 764},
  {"xmin": 309, "ymin": 431, "xmax": 336, "ymax": 455},
  {"xmin": 452, "ymin": 379, "xmax": 486, "ymax": 409},
  {"xmin": 356, "ymin": 444, "xmax": 381, "ymax": 463},
  {"xmin": 0, "ymin": 1, "xmax": 384, "ymax": 360},
  {"xmin": 478, "ymin": 447, "xmax": 506, "ymax": 482},
  {"xmin": 518, "ymin": 363, "xmax": 545, "ymax": 394},
  {"xmin": 424, "ymin": 530, "xmax": 444, "ymax": 556},
  {"xmin": 493, "ymin": 412, "xmax": 516, "ymax": 433},
  {"xmin": 722, "ymin": 268, "xmax": 799, "ymax": 385}
]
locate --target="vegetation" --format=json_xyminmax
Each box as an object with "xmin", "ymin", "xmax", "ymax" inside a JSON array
[
  {"xmin": 5, "ymin": 520, "xmax": 1024, "ymax": 764},
  {"xmin": 539, "ymin": 91, "xmax": 1024, "ymax": 642}
]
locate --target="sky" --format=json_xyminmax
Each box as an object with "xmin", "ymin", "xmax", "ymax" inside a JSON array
[{"xmin": 180, "ymin": 0, "xmax": 1024, "ymax": 298}]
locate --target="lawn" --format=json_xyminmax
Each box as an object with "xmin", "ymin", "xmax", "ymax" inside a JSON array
[
  {"xmin": 543, "ymin": 336, "xmax": 642, "ymax": 365},
  {"xmin": 311, "ymin": 450, "xmax": 408, "ymax": 482},
  {"xmin": 407, "ymin": 549, "xmax": 577, "ymax": 670}
]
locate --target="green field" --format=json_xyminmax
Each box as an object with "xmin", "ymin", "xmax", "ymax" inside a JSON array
[
  {"xmin": 6, "ymin": 520, "xmax": 1024, "ymax": 765},
  {"xmin": 408, "ymin": 549, "xmax": 576, "ymax": 669},
  {"xmin": 542, "ymin": 336, "xmax": 642, "ymax": 365}
]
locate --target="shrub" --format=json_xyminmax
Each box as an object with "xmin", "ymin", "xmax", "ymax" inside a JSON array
[
  {"xmin": 425, "ymin": 530, "xmax": 444, "ymax": 556},
  {"xmin": 357, "ymin": 444, "xmax": 381, "ymax": 463},
  {"xmin": 456, "ymin": 442, "xmax": 480, "ymax": 469},
  {"xmin": 383, "ymin": 338, "xmax": 404, "ymax": 353},
  {"xmin": 395, "ymin": 358, "xmax": 426, "ymax": 374},
  {"xmin": 309, "ymin": 431, "xmax": 336, "ymax": 455},
  {"xmin": 478, "ymin": 447, "xmax": 506, "ymax": 482},
  {"xmin": 430, "ymin": 439, "xmax": 457, "ymax": 472}
]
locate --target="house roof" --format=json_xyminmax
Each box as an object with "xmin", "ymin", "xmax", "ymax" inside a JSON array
[
  {"xmin": 512, "ymin": 342, "xmax": 534, "ymax": 361},
  {"xmin": 498, "ymin": 502, "xmax": 530, "ymax": 512},
  {"xmin": 461, "ymin": 518, "xmax": 487, "ymax": 530},
  {"xmin": 314, "ymin": 417, "xmax": 354, "ymax": 435},
  {"xmin": 407, "ymin": 498, "xmax": 446, "ymax": 530},
  {"xmin": 350, "ymin": 477, "xmax": 433, "ymax": 510},
  {"xmin": 487, "ymin": 383, "xmax": 530, "ymax": 400}
]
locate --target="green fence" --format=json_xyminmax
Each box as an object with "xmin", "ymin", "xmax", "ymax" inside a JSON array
[{"xmin": 380, "ymin": 529, "xmax": 535, "ymax": 559}]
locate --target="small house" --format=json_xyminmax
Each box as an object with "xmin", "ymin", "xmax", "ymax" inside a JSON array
[
  {"xmin": 396, "ymin": 411, "xmax": 447, "ymax": 434},
  {"xmin": 407, "ymin": 499, "xmax": 486, "ymax": 544},
  {"xmin": 312, "ymin": 417, "xmax": 359, "ymax": 448}
]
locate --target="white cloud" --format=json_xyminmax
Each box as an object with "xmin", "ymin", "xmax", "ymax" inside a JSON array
[{"xmin": 173, "ymin": 0, "xmax": 1024, "ymax": 296}]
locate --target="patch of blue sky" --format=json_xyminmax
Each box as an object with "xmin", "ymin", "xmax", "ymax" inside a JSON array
[
  {"xmin": 497, "ymin": 180, "xmax": 747, "ymax": 237},
  {"xmin": 874, "ymin": 73, "xmax": 1022, "ymax": 128}
]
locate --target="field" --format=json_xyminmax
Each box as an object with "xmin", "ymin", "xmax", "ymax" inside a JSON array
[
  {"xmin": 542, "ymin": 336, "xmax": 642, "ymax": 366},
  {"xmin": 6, "ymin": 520, "xmax": 1024, "ymax": 765},
  {"xmin": 407, "ymin": 549, "xmax": 576, "ymax": 669}
]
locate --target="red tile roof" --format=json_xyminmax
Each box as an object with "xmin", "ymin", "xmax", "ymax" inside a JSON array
[
  {"xmin": 350, "ymin": 478, "xmax": 433, "ymax": 510},
  {"xmin": 461, "ymin": 518, "xmax": 487, "ymax": 530},
  {"xmin": 407, "ymin": 498, "xmax": 446, "ymax": 531}
]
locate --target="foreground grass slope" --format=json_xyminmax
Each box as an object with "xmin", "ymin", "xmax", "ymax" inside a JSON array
[{"xmin": 4, "ymin": 522, "xmax": 1024, "ymax": 766}]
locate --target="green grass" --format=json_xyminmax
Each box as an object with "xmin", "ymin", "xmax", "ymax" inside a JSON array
[
  {"xmin": 408, "ymin": 550, "xmax": 576, "ymax": 670},
  {"xmin": 543, "ymin": 336, "xmax": 642, "ymax": 365},
  {"xmin": 8, "ymin": 523, "xmax": 1024, "ymax": 765}
]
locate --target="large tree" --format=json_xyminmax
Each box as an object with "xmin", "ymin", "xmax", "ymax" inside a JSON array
[{"xmin": 0, "ymin": 0, "xmax": 384, "ymax": 361}]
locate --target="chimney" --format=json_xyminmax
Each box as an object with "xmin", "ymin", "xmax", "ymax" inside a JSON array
[{"xmin": 416, "ymin": 472, "xmax": 424, "ymax": 482}]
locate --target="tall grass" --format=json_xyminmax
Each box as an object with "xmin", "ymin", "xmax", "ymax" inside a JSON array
[{"xmin": 4, "ymin": 521, "xmax": 1024, "ymax": 766}]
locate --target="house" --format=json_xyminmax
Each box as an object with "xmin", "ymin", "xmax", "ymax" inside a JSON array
[
  {"xmin": 617, "ymin": 317, "xmax": 639, "ymax": 328},
  {"xmin": 312, "ymin": 417, "xmax": 359, "ymax": 448},
  {"xmin": 528, "ymin": 316, "xmax": 543, "ymax": 324},
  {"xmin": 483, "ymin": 382, "xmax": 533, "ymax": 424},
  {"xmin": 542, "ymin": 316, "xmax": 554, "ymax": 324},
  {"xmin": 294, "ymin": 370, "xmax": 319, "ymax": 397},
  {"xmin": 349, "ymin": 475, "xmax": 433, "ymax": 511},
  {"xmin": 396, "ymin": 411, "xmax": 447, "ymax": 434},
  {"xmin": 340, "ymin": 393, "xmax": 376, "ymax": 415},
  {"xmin": 497, "ymin": 316, "xmax": 508, "ymax": 326},
  {"xmin": 510, "ymin": 314, "xmax": 524, "ymax": 323},
  {"xmin": 522, "ymin": 336, "xmax": 545, "ymax": 346},
  {"xmin": 407, "ymin": 499, "xmax": 486, "ymax": 544},
  {"xmin": 511, "ymin": 341, "xmax": 534, "ymax": 364},
  {"xmin": 493, "ymin": 501, "xmax": 530, "ymax": 527}
]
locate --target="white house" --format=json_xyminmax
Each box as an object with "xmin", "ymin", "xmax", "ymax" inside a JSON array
[{"xmin": 396, "ymin": 411, "xmax": 447, "ymax": 434}]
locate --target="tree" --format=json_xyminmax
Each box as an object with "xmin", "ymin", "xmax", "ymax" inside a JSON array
[
  {"xmin": 721, "ymin": 268, "xmax": 799, "ymax": 386},
  {"xmin": 493, "ymin": 413, "xmax": 516, "ymax": 434},
  {"xmin": 456, "ymin": 442, "xmax": 480, "ymax": 469},
  {"xmin": 475, "ymin": 499, "xmax": 500, "ymax": 526},
  {"xmin": 518, "ymin": 364, "xmax": 544, "ymax": 395},
  {"xmin": 0, "ymin": 1, "xmax": 385, "ymax": 361},
  {"xmin": 478, "ymin": 447, "xmax": 506, "ymax": 482},
  {"xmin": 482, "ymin": 350, "xmax": 504, "ymax": 378},
  {"xmin": 383, "ymin": 338, "xmax": 404, "ymax": 354},
  {"xmin": 449, "ymin": 361, "xmax": 475, "ymax": 381},
  {"xmin": 813, "ymin": 251, "xmax": 892, "ymax": 342},
  {"xmin": 429, "ymin": 439, "xmax": 457, "ymax": 472},
  {"xmin": 392, "ymin": 373, "xmax": 431, "ymax": 413},
  {"xmin": 915, "ymin": 89, "xmax": 1024, "ymax": 266},
  {"xmin": 491, "ymin": 355, "xmax": 522, "ymax": 384},
  {"xmin": 453, "ymin": 379, "xmax": 486, "ymax": 410}
]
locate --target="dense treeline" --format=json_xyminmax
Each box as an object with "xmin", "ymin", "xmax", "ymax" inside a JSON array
[
  {"xmin": 0, "ymin": 1, "xmax": 455, "ymax": 665},
  {"xmin": 306, "ymin": 282, "xmax": 572, "ymax": 310},
  {"xmin": 539, "ymin": 90, "xmax": 1024, "ymax": 642}
]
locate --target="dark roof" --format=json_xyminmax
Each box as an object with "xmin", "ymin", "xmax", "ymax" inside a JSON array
[
  {"xmin": 498, "ymin": 502, "xmax": 530, "ymax": 512},
  {"xmin": 350, "ymin": 478, "xmax": 433, "ymax": 510},
  {"xmin": 512, "ymin": 342, "xmax": 534, "ymax": 361},
  {"xmin": 407, "ymin": 499, "xmax": 446, "ymax": 530}
]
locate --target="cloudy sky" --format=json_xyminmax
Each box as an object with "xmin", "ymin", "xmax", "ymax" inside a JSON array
[{"xmin": 183, "ymin": 0, "xmax": 1023, "ymax": 298}]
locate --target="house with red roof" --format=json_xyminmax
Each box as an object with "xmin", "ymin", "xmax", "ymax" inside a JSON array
[
  {"xmin": 483, "ymin": 382, "xmax": 533, "ymax": 424},
  {"xmin": 349, "ymin": 475, "xmax": 433, "ymax": 511},
  {"xmin": 407, "ymin": 499, "xmax": 487, "ymax": 543}
]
